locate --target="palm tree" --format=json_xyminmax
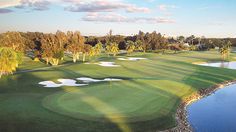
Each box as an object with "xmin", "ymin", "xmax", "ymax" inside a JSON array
[
  {"xmin": 0, "ymin": 47, "xmax": 21, "ymax": 78},
  {"xmin": 94, "ymin": 42, "xmax": 103, "ymax": 56},
  {"xmin": 126, "ymin": 40, "xmax": 135, "ymax": 54},
  {"xmin": 134, "ymin": 40, "xmax": 144, "ymax": 52},
  {"xmin": 219, "ymin": 41, "xmax": 231, "ymax": 61},
  {"xmin": 106, "ymin": 42, "xmax": 119, "ymax": 56}
]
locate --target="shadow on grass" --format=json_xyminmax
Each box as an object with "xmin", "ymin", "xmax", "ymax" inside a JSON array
[{"xmin": 0, "ymin": 71, "xmax": 127, "ymax": 132}]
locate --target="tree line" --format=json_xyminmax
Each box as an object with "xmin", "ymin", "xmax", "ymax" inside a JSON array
[{"xmin": 0, "ymin": 30, "xmax": 235, "ymax": 78}]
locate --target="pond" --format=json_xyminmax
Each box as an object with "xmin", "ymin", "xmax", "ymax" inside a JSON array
[
  {"xmin": 198, "ymin": 61, "xmax": 236, "ymax": 70},
  {"xmin": 187, "ymin": 84, "xmax": 236, "ymax": 131}
]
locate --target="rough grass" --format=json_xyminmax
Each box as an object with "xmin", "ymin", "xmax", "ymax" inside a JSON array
[{"xmin": 1, "ymin": 50, "xmax": 236, "ymax": 132}]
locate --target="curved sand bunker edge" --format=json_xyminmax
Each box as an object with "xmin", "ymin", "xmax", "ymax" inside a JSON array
[{"xmin": 39, "ymin": 77, "xmax": 122, "ymax": 88}]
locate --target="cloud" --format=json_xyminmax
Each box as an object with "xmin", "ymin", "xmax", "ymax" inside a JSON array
[
  {"xmin": 0, "ymin": 0, "xmax": 150, "ymax": 13},
  {"xmin": 158, "ymin": 4, "xmax": 177, "ymax": 11},
  {"xmin": 64, "ymin": 0, "xmax": 150, "ymax": 13},
  {"xmin": 0, "ymin": 0, "xmax": 21, "ymax": 8},
  {"xmin": 0, "ymin": 8, "xmax": 13, "ymax": 14},
  {"xmin": 82, "ymin": 13, "xmax": 175, "ymax": 24},
  {"xmin": 15, "ymin": 0, "xmax": 51, "ymax": 11}
]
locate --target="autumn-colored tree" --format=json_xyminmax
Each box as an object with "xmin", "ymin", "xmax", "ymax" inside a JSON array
[
  {"xmin": 0, "ymin": 32, "xmax": 26, "ymax": 52},
  {"xmin": 0, "ymin": 47, "xmax": 22, "ymax": 78},
  {"xmin": 82, "ymin": 44, "xmax": 92, "ymax": 62},
  {"xmin": 41, "ymin": 33, "xmax": 65, "ymax": 65},
  {"xmin": 41, "ymin": 37, "xmax": 53, "ymax": 64},
  {"xmin": 67, "ymin": 31, "xmax": 85, "ymax": 63}
]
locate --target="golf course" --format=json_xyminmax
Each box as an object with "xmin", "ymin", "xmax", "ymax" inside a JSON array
[{"xmin": 1, "ymin": 50, "xmax": 236, "ymax": 132}]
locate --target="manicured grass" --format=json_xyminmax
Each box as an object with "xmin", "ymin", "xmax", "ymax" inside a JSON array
[{"xmin": 1, "ymin": 50, "xmax": 236, "ymax": 132}]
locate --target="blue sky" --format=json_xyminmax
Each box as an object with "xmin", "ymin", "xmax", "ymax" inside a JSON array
[{"xmin": 0, "ymin": 0, "xmax": 235, "ymax": 38}]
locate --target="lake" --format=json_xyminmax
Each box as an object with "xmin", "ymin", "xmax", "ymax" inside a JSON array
[
  {"xmin": 198, "ymin": 61, "xmax": 236, "ymax": 70},
  {"xmin": 187, "ymin": 84, "xmax": 236, "ymax": 131}
]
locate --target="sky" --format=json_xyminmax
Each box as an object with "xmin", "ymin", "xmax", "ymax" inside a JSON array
[{"xmin": 0, "ymin": 0, "xmax": 235, "ymax": 38}]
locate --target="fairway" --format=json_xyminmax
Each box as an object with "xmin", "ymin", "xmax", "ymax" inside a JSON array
[{"xmin": 1, "ymin": 51, "xmax": 236, "ymax": 132}]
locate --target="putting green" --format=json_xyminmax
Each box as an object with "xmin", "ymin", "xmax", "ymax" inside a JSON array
[{"xmin": 42, "ymin": 80, "xmax": 192, "ymax": 123}]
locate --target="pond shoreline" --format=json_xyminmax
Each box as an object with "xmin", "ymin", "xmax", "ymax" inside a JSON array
[{"xmin": 162, "ymin": 80, "xmax": 236, "ymax": 132}]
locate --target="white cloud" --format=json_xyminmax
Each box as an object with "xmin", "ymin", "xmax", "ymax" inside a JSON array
[
  {"xmin": 15, "ymin": 0, "xmax": 51, "ymax": 11},
  {"xmin": 1, "ymin": 0, "xmax": 150, "ymax": 13},
  {"xmin": 64, "ymin": 0, "xmax": 150, "ymax": 13},
  {"xmin": 82, "ymin": 13, "xmax": 175, "ymax": 24},
  {"xmin": 0, "ymin": 0, "xmax": 21, "ymax": 8}
]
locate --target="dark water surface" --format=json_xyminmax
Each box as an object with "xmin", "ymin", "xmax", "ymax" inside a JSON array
[{"xmin": 187, "ymin": 84, "xmax": 236, "ymax": 132}]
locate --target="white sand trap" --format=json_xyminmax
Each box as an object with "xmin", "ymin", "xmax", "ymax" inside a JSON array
[
  {"xmin": 104, "ymin": 78, "xmax": 122, "ymax": 81},
  {"xmin": 39, "ymin": 78, "xmax": 122, "ymax": 88},
  {"xmin": 77, "ymin": 77, "xmax": 122, "ymax": 83},
  {"xmin": 39, "ymin": 79, "xmax": 88, "ymax": 88},
  {"xmin": 84, "ymin": 62, "xmax": 120, "ymax": 67},
  {"xmin": 58, "ymin": 79, "xmax": 88, "ymax": 87},
  {"xmin": 98, "ymin": 62, "xmax": 120, "ymax": 67},
  {"xmin": 77, "ymin": 77, "xmax": 103, "ymax": 83},
  {"xmin": 118, "ymin": 57, "xmax": 147, "ymax": 61},
  {"xmin": 39, "ymin": 81, "xmax": 62, "ymax": 88}
]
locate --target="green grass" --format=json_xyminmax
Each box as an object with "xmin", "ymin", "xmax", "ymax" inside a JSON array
[{"xmin": 1, "ymin": 50, "xmax": 236, "ymax": 132}]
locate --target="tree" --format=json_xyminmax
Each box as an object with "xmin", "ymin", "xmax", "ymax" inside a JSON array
[
  {"xmin": 134, "ymin": 40, "xmax": 144, "ymax": 52},
  {"xmin": 0, "ymin": 47, "xmax": 21, "ymax": 78},
  {"xmin": 0, "ymin": 31, "xmax": 26, "ymax": 52},
  {"xmin": 136, "ymin": 31, "xmax": 148, "ymax": 52},
  {"xmin": 126, "ymin": 40, "xmax": 135, "ymax": 54},
  {"xmin": 186, "ymin": 35, "xmax": 195, "ymax": 45},
  {"xmin": 82, "ymin": 44, "xmax": 92, "ymax": 62},
  {"xmin": 41, "ymin": 33, "xmax": 65, "ymax": 65},
  {"xmin": 94, "ymin": 42, "xmax": 103, "ymax": 55},
  {"xmin": 41, "ymin": 37, "xmax": 53, "ymax": 64},
  {"xmin": 159, "ymin": 36, "xmax": 168, "ymax": 54},
  {"xmin": 106, "ymin": 42, "xmax": 119, "ymax": 56},
  {"xmin": 177, "ymin": 36, "xmax": 185, "ymax": 44},
  {"xmin": 88, "ymin": 47, "xmax": 96, "ymax": 59},
  {"xmin": 67, "ymin": 31, "xmax": 85, "ymax": 63},
  {"xmin": 219, "ymin": 40, "xmax": 231, "ymax": 61}
]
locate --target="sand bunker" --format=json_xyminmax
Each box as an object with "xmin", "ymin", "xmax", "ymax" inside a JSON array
[
  {"xmin": 39, "ymin": 81, "xmax": 62, "ymax": 88},
  {"xmin": 84, "ymin": 62, "xmax": 120, "ymax": 67},
  {"xmin": 39, "ymin": 79, "xmax": 88, "ymax": 88},
  {"xmin": 118, "ymin": 57, "xmax": 147, "ymax": 61},
  {"xmin": 104, "ymin": 78, "xmax": 122, "ymax": 81},
  {"xmin": 98, "ymin": 62, "xmax": 120, "ymax": 67},
  {"xmin": 39, "ymin": 78, "xmax": 122, "ymax": 88},
  {"xmin": 77, "ymin": 77, "xmax": 122, "ymax": 83},
  {"xmin": 77, "ymin": 77, "xmax": 103, "ymax": 83}
]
